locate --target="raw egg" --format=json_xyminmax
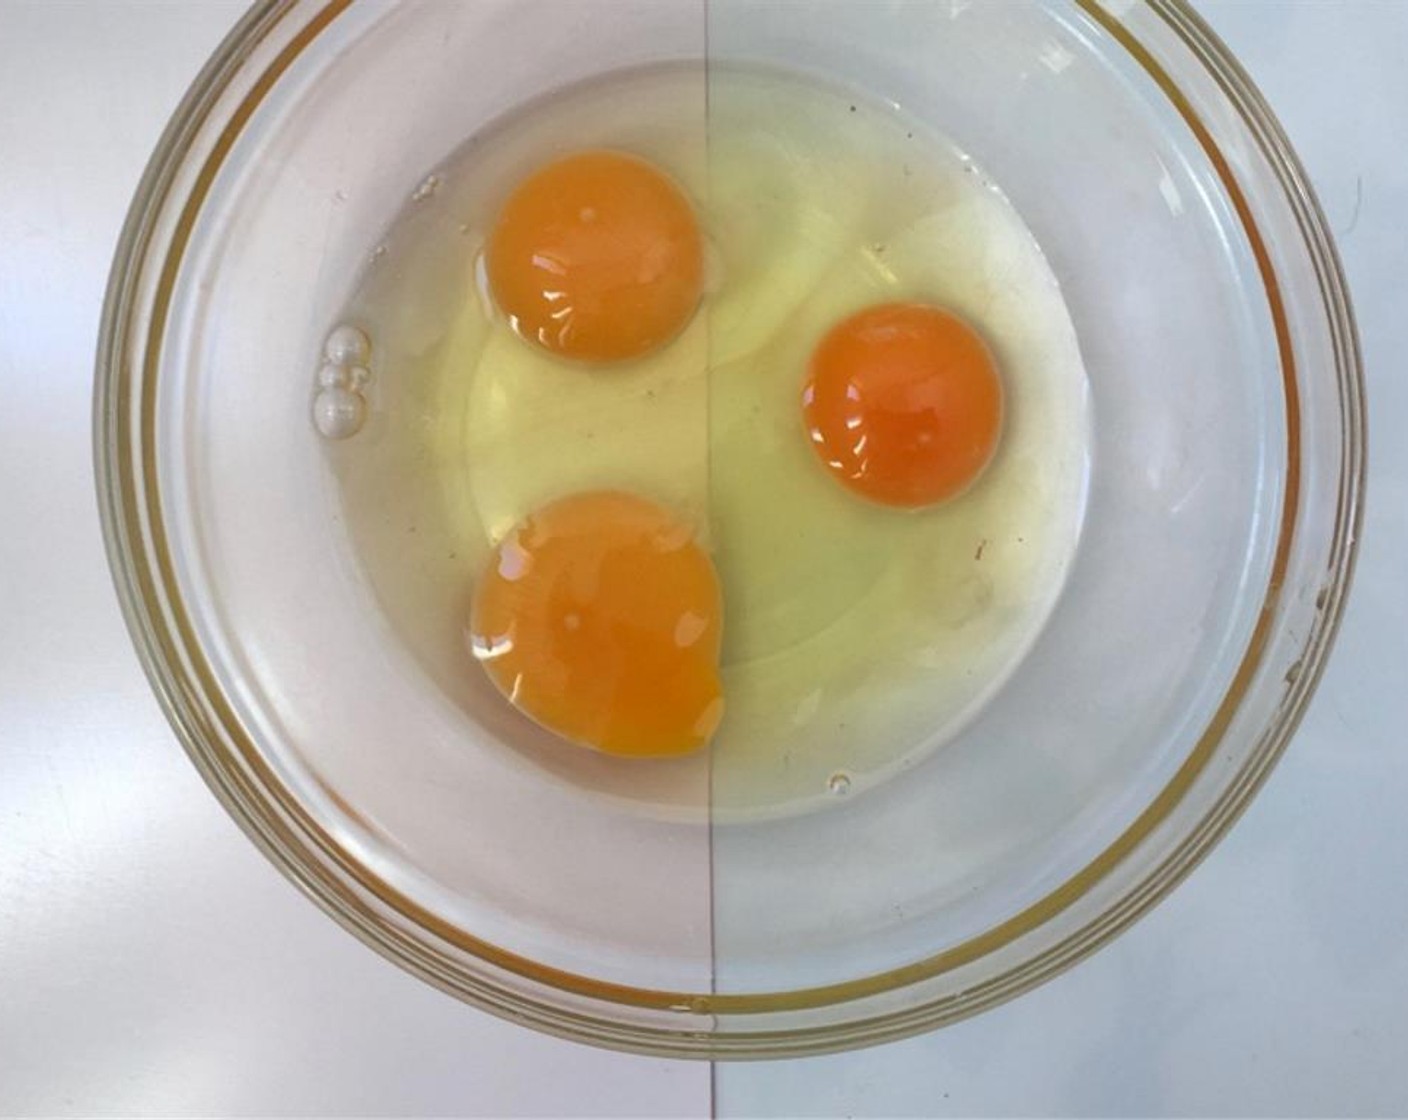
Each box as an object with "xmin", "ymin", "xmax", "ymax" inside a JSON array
[
  {"xmin": 331, "ymin": 66, "xmax": 1090, "ymax": 811},
  {"xmin": 486, "ymin": 150, "xmax": 704, "ymax": 363},
  {"xmin": 469, "ymin": 491, "xmax": 724, "ymax": 757},
  {"xmin": 802, "ymin": 302, "xmax": 1004, "ymax": 508}
]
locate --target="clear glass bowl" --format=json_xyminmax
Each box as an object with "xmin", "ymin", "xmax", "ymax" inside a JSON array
[{"xmin": 95, "ymin": 0, "xmax": 1364, "ymax": 1057}]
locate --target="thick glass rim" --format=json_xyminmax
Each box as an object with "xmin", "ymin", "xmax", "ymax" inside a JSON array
[{"xmin": 94, "ymin": 0, "xmax": 1365, "ymax": 1058}]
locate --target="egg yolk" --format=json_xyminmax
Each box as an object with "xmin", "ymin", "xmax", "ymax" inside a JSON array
[
  {"xmin": 802, "ymin": 302, "xmax": 1003, "ymax": 508},
  {"xmin": 486, "ymin": 150, "xmax": 705, "ymax": 363},
  {"xmin": 469, "ymin": 491, "xmax": 724, "ymax": 757}
]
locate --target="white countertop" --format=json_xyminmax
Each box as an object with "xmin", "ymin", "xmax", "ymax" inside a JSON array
[{"xmin": 2, "ymin": 1, "xmax": 1404, "ymax": 1114}]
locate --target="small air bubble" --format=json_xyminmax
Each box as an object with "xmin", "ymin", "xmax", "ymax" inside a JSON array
[
  {"xmin": 827, "ymin": 771, "xmax": 852, "ymax": 796},
  {"xmin": 324, "ymin": 324, "xmax": 370, "ymax": 366},
  {"xmin": 312, "ymin": 386, "xmax": 366, "ymax": 439},
  {"xmin": 411, "ymin": 173, "xmax": 442, "ymax": 202},
  {"xmin": 317, "ymin": 363, "xmax": 350, "ymax": 390}
]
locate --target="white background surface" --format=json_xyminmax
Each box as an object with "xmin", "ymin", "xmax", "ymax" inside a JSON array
[{"xmin": 1, "ymin": 1, "xmax": 1404, "ymax": 1115}]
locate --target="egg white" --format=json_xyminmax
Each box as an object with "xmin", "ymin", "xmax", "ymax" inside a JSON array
[{"xmin": 335, "ymin": 66, "xmax": 1089, "ymax": 818}]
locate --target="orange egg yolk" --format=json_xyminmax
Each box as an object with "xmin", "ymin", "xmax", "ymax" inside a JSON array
[
  {"xmin": 486, "ymin": 150, "xmax": 704, "ymax": 364},
  {"xmin": 802, "ymin": 302, "xmax": 1004, "ymax": 508},
  {"xmin": 469, "ymin": 491, "xmax": 724, "ymax": 757}
]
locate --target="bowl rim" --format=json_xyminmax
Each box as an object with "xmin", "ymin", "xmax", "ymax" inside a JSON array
[{"xmin": 94, "ymin": 0, "xmax": 1366, "ymax": 1058}]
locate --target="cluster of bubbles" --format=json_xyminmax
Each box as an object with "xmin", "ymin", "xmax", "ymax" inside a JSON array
[{"xmin": 313, "ymin": 324, "xmax": 372, "ymax": 439}]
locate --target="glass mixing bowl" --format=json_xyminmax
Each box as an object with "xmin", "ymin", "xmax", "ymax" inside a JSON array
[{"xmin": 95, "ymin": 0, "xmax": 1363, "ymax": 1057}]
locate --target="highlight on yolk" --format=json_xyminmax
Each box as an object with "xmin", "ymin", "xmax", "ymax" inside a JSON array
[
  {"xmin": 802, "ymin": 302, "xmax": 1004, "ymax": 508},
  {"xmin": 469, "ymin": 491, "xmax": 724, "ymax": 757},
  {"xmin": 486, "ymin": 150, "xmax": 704, "ymax": 363}
]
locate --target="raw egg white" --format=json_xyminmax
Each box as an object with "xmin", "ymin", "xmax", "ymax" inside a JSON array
[{"xmin": 325, "ymin": 65, "xmax": 1090, "ymax": 818}]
